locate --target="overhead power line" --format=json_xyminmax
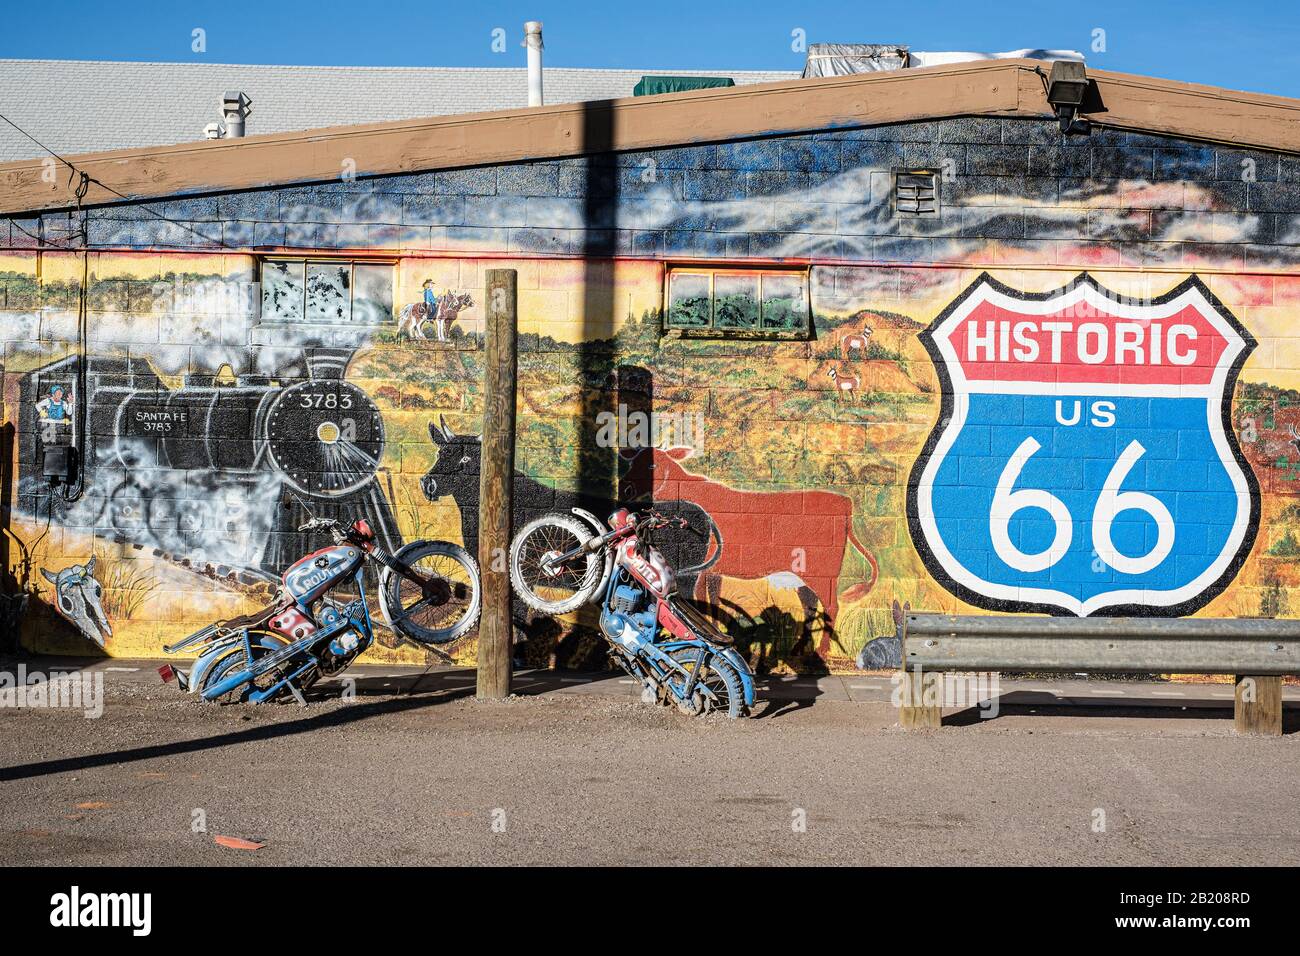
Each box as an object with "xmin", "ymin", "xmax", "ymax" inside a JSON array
[{"xmin": 0, "ymin": 109, "xmax": 226, "ymax": 249}]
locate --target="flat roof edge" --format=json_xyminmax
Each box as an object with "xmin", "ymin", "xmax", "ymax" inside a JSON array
[{"xmin": 3, "ymin": 59, "xmax": 1299, "ymax": 216}]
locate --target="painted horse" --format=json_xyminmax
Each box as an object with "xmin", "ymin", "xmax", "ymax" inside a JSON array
[{"xmin": 397, "ymin": 292, "xmax": 475, "ymax": 342}]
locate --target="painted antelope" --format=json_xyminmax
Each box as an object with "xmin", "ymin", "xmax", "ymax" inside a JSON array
[
  {"xmin": 827, "ymin": 366, "xmax": 859, "ymax": 401},
  {"xmin": 397, "ymin": 292, "xmax": 475, "ymax": 342},
  {"xmin": 1287, "ymin": 423, "xmax": 1300, "ymax": 458},
  {"xmin": 40, "ymin": 556, "xmax": 113, "ymax": 648},
  {"xmin": 841, "ymin": 328, "xmax": 873, "ymax": 358},
  {"xmin": 629, "ymin": 446, "xmax": 879, "ymax": 656}
]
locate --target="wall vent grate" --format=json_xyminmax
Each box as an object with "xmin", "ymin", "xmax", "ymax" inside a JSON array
[{"xmin": 895, "ymin": 170, "xmax": 940, "ymax": 218}]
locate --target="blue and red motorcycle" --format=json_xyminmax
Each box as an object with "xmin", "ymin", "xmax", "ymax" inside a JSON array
[
  {"xmin": 509, "ymin": 507, "xmax": 755, "ymax": 718},
  {"xmin": 160, "ymin": 510, "xmax": 480, "ymax": 703}
]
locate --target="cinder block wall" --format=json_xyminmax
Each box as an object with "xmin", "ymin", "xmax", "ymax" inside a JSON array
[{"xmin": 4, "ymin": 117, "xmax": 1300, "ymax": 669}]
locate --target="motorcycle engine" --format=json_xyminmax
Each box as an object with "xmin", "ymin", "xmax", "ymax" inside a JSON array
[
  {"xmin": 600, "ymin": 580, "xmax": 657, "ymax": 649},
  {"xmin": 317, "ymin": 604, "xmax": 361, "ymax": 675}
]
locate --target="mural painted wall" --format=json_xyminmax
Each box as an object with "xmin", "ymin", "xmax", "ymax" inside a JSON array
[{"xmin": 4, "ymin": 117, "xmax": 1300, "ymax": 672}]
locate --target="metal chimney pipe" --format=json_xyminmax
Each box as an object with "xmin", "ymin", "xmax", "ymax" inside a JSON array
[
  {"xmin": 524, "ymin": 21, "xmax": 544, "ymax": 107},
  {"xmin": 221, "ymin": 91, "xmax": 251, "ymax": 138}
]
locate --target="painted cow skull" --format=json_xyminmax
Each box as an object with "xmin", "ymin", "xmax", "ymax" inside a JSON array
[{"xmin": 41, "ymin": 556, "xmax": 113, "ymax": 648}]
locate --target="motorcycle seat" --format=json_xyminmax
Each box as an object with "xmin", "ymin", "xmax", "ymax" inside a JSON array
[
  {"xmin": 217, "ymin": 603, "xmax": 278, "ymax": 634},
  {"xmin": 669, "ymin": 597, "xmax": 735, "ymax": 647}
]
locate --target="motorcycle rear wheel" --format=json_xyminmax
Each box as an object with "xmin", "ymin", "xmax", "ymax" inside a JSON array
[
  {"xmin": 201, "ymin": 633, "xmax": 293, "ymax": 704},
  {"xmin": 379, "ymin": 540, "xmax": 481, "ymax": 644},
  {"xmin": 509, "ymin": 514, "xmax": 604, "ymax": 615}
]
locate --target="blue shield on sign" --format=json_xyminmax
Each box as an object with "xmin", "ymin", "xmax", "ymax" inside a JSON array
[{"xmin": 908, "ymin": 273, "xmax": 1259, "ymax": 616}]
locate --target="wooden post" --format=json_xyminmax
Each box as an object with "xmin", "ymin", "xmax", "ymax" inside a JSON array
[
  {"xmin": 899, "ymin": 667, "xmax": 943, "ymax": 729},
  {"xmin": 1234, "ymin": 675, "xmax": 1282, "ymax": 736},
  {"xmin": 476, "ymin": 269, "xmax": 517, "ymax": 700},
  {"xmin": 898, "ymin": 621, "xmax": 942, "ymax": 729}
]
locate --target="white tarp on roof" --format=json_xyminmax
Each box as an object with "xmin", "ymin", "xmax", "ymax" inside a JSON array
[
  {"xmin": 803, "ymin": 45, "xmax": 1084, "ymax": 78},
  {"xmin": 802, "ymin": 44, "xmax": 909, "ymax": 78},
  {"xmin": 908, "ymin": 49, "xmax": 1085, "ymax": 68}
]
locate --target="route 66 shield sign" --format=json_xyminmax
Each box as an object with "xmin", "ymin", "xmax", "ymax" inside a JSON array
[{"xmin": 907, "ymin": 273, "xmax": 1259, "ymax": 617}]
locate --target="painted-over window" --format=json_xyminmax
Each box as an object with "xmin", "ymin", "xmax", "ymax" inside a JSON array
[
  {"xmin": 664, "ymin": 267, "xmax": 810, "ymax": 338},
  {"xmin": 260, "ymin": 258, "xmax": 395, "ymax": 325}
]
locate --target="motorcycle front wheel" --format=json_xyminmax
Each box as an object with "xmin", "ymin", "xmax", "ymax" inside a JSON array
[
  {"xmin": 509, "ymin": 513, "xmax": 604, "ymax": 615},
  {"xmin": 666, "ymin": 647, "xmax": 747, "ymax": 719},
  {"xmin": 379, "ymin": 540, "xmax": 481, "ymax": 644}
]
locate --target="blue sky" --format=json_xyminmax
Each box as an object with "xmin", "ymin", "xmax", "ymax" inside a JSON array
[{"xmin": 4, "ymin": 0, "xmax": 1299, "ymax": 97}]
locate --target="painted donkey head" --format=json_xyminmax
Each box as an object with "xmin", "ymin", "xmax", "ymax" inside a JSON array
[
  {"xmin": 41, "ymin": 556, "xmax": 113, "ymax": 648},
  {"xmin": 420, "ymin": 416, "xmax": 481, "ymax": 503}
]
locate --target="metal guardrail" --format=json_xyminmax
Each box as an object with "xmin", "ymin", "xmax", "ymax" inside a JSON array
[
  {"xmin": 898, "ymin": 612, "xmax": 1297, "ymax": 735},
  {"xmin": 905, "ymin": 614, "xmax": 1300, "ymax": 675}
]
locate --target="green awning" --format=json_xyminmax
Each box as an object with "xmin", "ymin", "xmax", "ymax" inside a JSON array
[{"xmin": 632, "ymin": 75, "xmax": 736, "ymax": 97}]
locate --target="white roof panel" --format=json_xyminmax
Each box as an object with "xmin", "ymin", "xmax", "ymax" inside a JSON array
[{"xmin": 0, "ymin": 58, "xmax": 799, "ymax": 161}]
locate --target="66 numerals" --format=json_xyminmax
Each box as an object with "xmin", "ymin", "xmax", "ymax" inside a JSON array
[{"xmin": 991, "ymin": 437, "xmax": 1174, "ymax": 575}]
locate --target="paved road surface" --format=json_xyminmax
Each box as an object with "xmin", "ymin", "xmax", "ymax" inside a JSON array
[{"xmin": 0, "ymin": 659, "xmax": 1297, "ymax": 866}]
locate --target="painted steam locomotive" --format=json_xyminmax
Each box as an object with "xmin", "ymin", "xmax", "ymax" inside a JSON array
[{"xmin": 17, "ymin": 348, "xmax": 400, "ymax": 584}]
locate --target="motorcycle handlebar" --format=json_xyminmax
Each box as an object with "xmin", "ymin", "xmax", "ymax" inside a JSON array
[
  {"xmin": 579, "ymin": 509, "xmax": 696, "ymax": 554},
  {"xmin": 637, "ymin": 511, "xmax": 690, "ymax": 531},
  {"xmin": 297, "ymin": 517, "xmax": 338, "ymax": 533}
]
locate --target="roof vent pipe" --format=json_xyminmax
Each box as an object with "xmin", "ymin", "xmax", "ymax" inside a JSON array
[
  {"xmin": 524, "ymin": 21, "xmax": 544, "ymax": 107},
  {"xmin": 221, "ymin": 91, "xmax": 252, "ymax": 138}
]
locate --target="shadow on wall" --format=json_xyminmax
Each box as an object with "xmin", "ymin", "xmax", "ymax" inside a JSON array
[
  {"xmin": 1, "ymin": 420, "xmax": 33, "ymax": 653},
  {"xmin": 1, "ymin": 421, "xmax": 12, "ymax": 595},
  {"xmin": 578, "ymin": 94, "xmax": 619, "ymax": 528},
  {"xmin": 14, "ymin": 590, "xmax": 110, "ymax": 658},
  {"xmin": 689, "ymin": 596, "xmax": 834, "ymax": 676},
  {"xmin": 470, "ymin": 98, "xmax": 847, "ymax": 673}
]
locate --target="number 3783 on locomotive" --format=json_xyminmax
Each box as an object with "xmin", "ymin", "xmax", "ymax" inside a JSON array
[{"xmin": 908, "ymin": 273, "xmax": 1260, "ymax": 617}]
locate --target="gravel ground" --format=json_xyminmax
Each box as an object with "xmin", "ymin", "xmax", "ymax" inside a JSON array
[{"xmin": 1, "ymin": 670, "xmax": 1298, "ymax": 866}]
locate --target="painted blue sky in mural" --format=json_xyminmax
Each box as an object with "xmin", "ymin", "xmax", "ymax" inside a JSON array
[{"xmin": 4, "ymin": 0, "xmax": 1299, "ymax": 98}]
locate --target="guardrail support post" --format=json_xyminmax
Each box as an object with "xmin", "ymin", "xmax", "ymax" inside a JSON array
[
  {"xmin": 476, "ymin": 268, "xmax": 517, "ymax": 701},
  {"xmin": 899, "ymin": 673, "xmax": 942, "ymax": 729},
  {"xmin": 898, "ymin": 629, "xmax": 942, "ymax": 733},
  {"xmin": 899, "ymin": 617, "xmax": 941, "ymax": 729},
  {"xmin": 1234, "ymin": 675, "xmax": 1282, "ymax": 736},
  {"xmin": 899, "ymin": 668, "xmax": 942, "ymax": 729}
]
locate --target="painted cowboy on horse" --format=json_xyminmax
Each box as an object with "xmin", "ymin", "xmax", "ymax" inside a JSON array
[{"xmin": 397, "ymin": 281, "xmax": 475, "ymax": 342}]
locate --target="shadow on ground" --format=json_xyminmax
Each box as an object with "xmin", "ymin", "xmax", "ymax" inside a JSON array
[
  {"xmin": 0, "ymin": 681, "xmax": 479, "ymax": 783},
  {"xmin": 946, "ymin": 691, "xmax": 1300, "ymax": 734}
]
